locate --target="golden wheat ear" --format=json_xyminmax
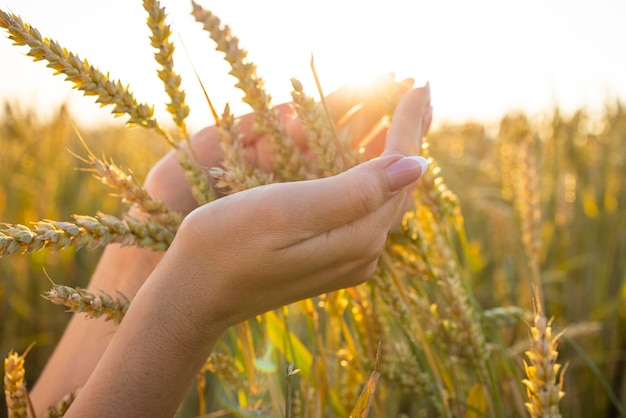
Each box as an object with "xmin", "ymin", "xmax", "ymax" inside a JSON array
[
  {"xmin": 290, "ymin": 77, "xmax": 355, "ymax": 177},
  {"xmin": 210, "ymin": 104, "xmax": 274, "ymax": 194},
  {"xmin": 522, "ymin": 293, "xmax": 566, "ymax": 418},
  {"xmin": 69, "ymin": 125, "xmax": 182, "ymax": 230},
  {"xmin": 144, "ymin": 0, "xmax": 191, "ymax": 139},
  {"xmin": 43, "ymin": 388, "xmax": 81, "ymax": 418},
  {"xmin": 143, "ymin": 0, "xmax": 216, "ymax": 205},
  {"xmin": 0, "ymin": 212, "xmax": 174, "ymax": 257},
  {"xmin": 0, "ymin": 10, "xmax": 156, "ymax": 129},
  {"xmin": 191, "ymin": 2, "xmax": 310, "ymax": 182},
  {"xmin": 42, "ymin": 276, "xmax": 129, "ymax": 323},
  {"xmin": 4, "ymin": 343, "xmax": 36, "ymax": 418}
]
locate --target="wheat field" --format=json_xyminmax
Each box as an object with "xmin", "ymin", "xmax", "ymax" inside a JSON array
[{"xmin": 1, "ymin": 1, "xmax": 625, "ymax": 417}]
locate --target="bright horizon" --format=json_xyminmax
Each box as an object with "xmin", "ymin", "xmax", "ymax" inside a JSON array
[{"xmin": 1, "ymin": 0, "xmax": 625, "ymax": 132}]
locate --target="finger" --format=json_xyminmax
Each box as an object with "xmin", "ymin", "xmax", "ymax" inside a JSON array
[
  {"xmin": 275, "ymin": 244, "xmax": 383, "ymax": 297},
  {"xmin": 323, "ymin": 79, "xmax": 380, "ymax": 120},
  {"xmin": 382, "ymin": 83, "xmax": 432, "ymax": 157},
  {"xmin": 260, "ymin": 154, "xmax": 427, "ymax": 239},
  {"xmin": 338, "ymin": 102, "xmax": 390, "ymax": 149},
  {"xmin": 358, "ymin": 126, "xmax": 388, "ymax": 160},
  {"xmin": 145, "ymin": 127, "xmax": 225, "ymax": 213},
  {"xmin": 281, "ymin": 166, "xmax": 418, "ymax": 281},
  {"xmin": 235, "ymin": 103, "xmax": 298, "ymax": 143},
  {"xmin": 336, "ymin": 77, "xmax": 414, "ymax": 148},
  {"xmin": 325, "ymin": 73, "xmax": 408, "ymax": 122},
  {"xmin": 283, "ymin": 110, "xmax": 309, "ymax": 152}
]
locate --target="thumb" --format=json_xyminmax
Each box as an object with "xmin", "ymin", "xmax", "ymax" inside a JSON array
[
  {"xmin": 268, "ymin": 154, "xmax": 429, "ymax": 237},
  {"xmin": 383, "ymin": 83, "xmax": 432, "ymax": 156}
]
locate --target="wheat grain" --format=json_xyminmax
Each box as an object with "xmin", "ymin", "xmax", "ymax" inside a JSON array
[
  {"xmin": 201, "ymin": 352, "xmax": 247, "ymax": 392},
  {"xmin": 143, "ymin": 0, "xmax": 214, "ymax": 204}
]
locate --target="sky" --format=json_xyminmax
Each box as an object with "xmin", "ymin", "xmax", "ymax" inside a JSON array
[{"xmin": 0, "ymin": 0, "xmax": 625, "ymax": 132}]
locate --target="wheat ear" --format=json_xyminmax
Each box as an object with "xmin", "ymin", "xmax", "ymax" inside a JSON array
[
  {"xmin": 73, "ymin": 141, "xmax": 181, "ymax": 231},
  {"xmin": 42, "ymin": 279, "xmax": 129, "ymax": 323},
  {"xmin": 0, "ymin": 10, "xmax": 157, "ymax": 129},
  {"xmin": 143, "ymin": 0, "xmax": 190, "ymax": 137},
  {"xmin": 0, "ymin": 213, "xmax": 174, "ymax": 257},
  {"xmin": 523, "ymin": 299, "xmax": 566, "ymax": 418},
  {"xmin": 4, "ymin": 345, "xmax": 35, "ymax": 418},
  {"xmin": 191, "ymin": 2, "xmax": 308, "ymax": 181},
  {"xmin": 209, "ymin": 104, "xmax": 274, "ymax": 194},
  {"xmin": 290, "ymin": 78, "xmax": 355, "ymax": 177},
  {"xmin": 43, "ymin": 388, "xmax": 81, "ymax": 418},
  {"xmin": 143, "ymin": 0, "xmax": 214, "ymax": 204}
]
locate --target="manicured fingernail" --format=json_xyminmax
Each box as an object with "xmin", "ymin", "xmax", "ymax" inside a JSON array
[
  {"xmin": 385, "ymin": 156, "xmax": 429, "ymax": 191},
  {"xmin": 400, "ymin": 77, "xmax": 415, "ymax": 89},
  {"xmin": 424, "ymin": 81, "xmax": 431, "ymax": 104},
  {"xmin": 423, "ymin": 105, "xmax": 433, "ymax": 136}
]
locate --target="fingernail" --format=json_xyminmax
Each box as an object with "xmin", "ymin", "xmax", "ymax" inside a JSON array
[
  {"xmin": 423, "ymin": 105, "xmax": 433, "ymax": 136},
  {"xmin": 424, "ymin": 81, "xmax": 431, "ymax": 104},
  {"xmin": 385, "ymin": 156, "xmax": 429, "ymax": 191},
  {"xmin": 400, "ymin": 77, "xmax": 415, "ymax": 89}
]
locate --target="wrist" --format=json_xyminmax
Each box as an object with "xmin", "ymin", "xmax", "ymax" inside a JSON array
[{"xmin": 143, "ymin": 239, "xmax": 231, "ymax": 347}]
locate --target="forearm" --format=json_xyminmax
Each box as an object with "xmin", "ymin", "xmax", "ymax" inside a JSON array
[
  {"xmin": 30, "ymin": 244, "xmax": 164, "ymax": 415},
  {"xmin": 63, "ymin": 243, "xmax": 224, "ymax": 418}
]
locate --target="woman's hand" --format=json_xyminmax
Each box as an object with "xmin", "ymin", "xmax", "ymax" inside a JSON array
[
  {"xmin": 164, "ymin": 85, "xmax": 432, "ymax": 331},
  {"xmin": 60, "ymin": 83, "xmax": 432, "ymax": 418}
]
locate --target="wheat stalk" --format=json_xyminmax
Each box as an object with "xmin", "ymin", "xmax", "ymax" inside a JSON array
[{"xmin": 482, "ymin": 306, "xmax": 532, "ymax": 327}]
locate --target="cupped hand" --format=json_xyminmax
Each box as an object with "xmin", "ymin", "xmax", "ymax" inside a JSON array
[
  {"xmin": 143, "ymin": 75, "xmax": 416, "ymax": 216},
  {"xmin": 156, "ymin": 84, "xmax": 432, "ymax": 332},
  {"xmin": 60, "ymin": 85, "xmax": 432, "ymax": 418}
]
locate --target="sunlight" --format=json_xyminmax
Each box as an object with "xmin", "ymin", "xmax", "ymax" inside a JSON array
[{"xmin": 0, "ymin": 0, "xmax": 625, "ymax": 131}]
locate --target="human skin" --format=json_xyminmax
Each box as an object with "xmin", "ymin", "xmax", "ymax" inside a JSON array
[{"xmin": 29, "ymin": 80, "xmax": 431, "ymax": 417}]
